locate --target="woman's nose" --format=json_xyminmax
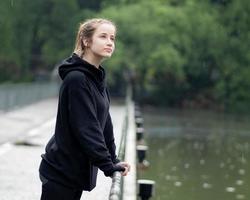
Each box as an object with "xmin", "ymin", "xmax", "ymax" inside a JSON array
[{"xmin": 107, "ymin": 38, "xmax": 114, "ymax": 46}]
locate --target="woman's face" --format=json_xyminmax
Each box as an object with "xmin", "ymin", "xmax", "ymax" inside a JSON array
[{"xmin": 87, "ymin": 23, "xmax": 116, "ymax": 59}]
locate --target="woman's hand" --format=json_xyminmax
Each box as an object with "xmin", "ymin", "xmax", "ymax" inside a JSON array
[{"xmin": 116, "ymin": 162, "xmax": 131, "ymax": 176}]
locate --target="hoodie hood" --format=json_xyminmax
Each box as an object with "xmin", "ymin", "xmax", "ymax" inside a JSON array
[{"xmin": 58, "ymin": 53, "xmax": 106, "ymax": 92}]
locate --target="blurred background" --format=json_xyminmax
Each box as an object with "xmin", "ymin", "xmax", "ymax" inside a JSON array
[{"xmin": 0, "ymin": 0, "xmax": 250, "ymax": 199}]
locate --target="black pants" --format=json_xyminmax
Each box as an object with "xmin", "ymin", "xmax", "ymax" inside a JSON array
[{"xmin": 40, "ymin": 175, "xmax": 83, "ymax": 200}]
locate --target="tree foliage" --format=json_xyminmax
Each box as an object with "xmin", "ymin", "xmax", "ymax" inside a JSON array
[{"xmin": 0, "ymin": 0, "xmax": 249, "ymax": 112}]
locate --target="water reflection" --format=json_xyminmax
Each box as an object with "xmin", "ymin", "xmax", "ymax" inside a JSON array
[{"xmin": 138, "ymin": 108, "xmax": 250, "ymax": 200}]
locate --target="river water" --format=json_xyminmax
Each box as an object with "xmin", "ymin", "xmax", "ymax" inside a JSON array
[{"xmin": 138, "ymin": 108, "xmax": 250, "ymax": 200}]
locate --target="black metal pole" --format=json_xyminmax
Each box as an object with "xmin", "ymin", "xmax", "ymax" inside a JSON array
[{"xmin": 137, "ymin": 179, "xmax": 155, "ymax": 200}]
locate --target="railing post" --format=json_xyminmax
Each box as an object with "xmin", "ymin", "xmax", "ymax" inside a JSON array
[{"xmin": 137, "ymin": 180, "xmax": 155, "ymax": 200}]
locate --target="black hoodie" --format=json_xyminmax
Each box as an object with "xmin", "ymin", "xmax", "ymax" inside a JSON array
[{"xmin": 39, "ymin": 53, "xmax": 123, "ymax": 191}]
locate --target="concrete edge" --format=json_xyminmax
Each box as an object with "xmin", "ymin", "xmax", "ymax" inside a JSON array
[{"xmin": 123, "ymin": 100, "xmax": 136, "ymax": 200}]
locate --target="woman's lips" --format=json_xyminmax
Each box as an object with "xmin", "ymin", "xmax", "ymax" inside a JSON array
[{"xmin": 104, "ymin": 48, "xmax": 112, "ymax": 53}]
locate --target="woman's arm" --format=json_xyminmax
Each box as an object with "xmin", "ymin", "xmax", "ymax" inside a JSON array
[{"xmin": 67, "ymin": 72, "xmax": 124, "ymax": 176}]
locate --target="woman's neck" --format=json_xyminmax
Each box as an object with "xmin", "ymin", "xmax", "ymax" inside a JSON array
[{"xmin": 82, "ymin": 53, "xmax": 102, "ymax": 69}]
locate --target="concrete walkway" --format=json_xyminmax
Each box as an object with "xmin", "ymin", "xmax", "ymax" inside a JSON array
[
  {"xmin": 0, "ymin": 98, "xmax": 125, "ymax": 200},
  {"xmin": 0, "ymin": 98, "xmax": 57, "ymax": 145}
]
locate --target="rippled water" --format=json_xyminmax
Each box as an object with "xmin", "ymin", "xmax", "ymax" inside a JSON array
[{"xmin": 137, "ymin": 108, "xmax": 250, "ymax": 200}]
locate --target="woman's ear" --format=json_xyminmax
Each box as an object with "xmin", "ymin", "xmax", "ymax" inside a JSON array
[{"xmin": 83, "ymin": 39, "xmax": 89, "ymax": 47}]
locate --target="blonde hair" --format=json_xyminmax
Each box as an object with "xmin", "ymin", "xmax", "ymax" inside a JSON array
[{"xmin": 73, "ymin": 18, "xmax": 116, "ymax": 58}]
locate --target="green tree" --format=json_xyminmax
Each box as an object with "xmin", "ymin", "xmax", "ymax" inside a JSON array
[
  {"xmin": 0, "ymin": 0, "xmax": 249, "ymax": 112},
  {"xmin": 213, "ymin": 0, "xmax": 250, "ymax": 111},
  {"xmin": 101, "ymin": 1, "xmax": 224, "ymax": 106}
]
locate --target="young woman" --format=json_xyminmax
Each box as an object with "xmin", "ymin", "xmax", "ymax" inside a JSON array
[{"xmin": 39, "ymin": 18, "xmax": 130, "ymax": 200}]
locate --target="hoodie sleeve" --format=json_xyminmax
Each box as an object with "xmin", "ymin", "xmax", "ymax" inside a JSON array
[
  {"xmin": 103, "ymin": 113, "xmax": 120, "ymax": 164},
  {"xmin": 67, "ymin": 72, "xmax": 123, "ymax": 176}
]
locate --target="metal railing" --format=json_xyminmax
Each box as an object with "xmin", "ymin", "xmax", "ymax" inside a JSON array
[
  {"xmin": 109, "ymin": 85, "xmax": 132, "ymax": 200},
  {"xmin": 109, "ymin": 106, "xmax": 128, "ymax": 200},
  {"xmin": 0, "ymin": 81, "xmax": 59, "ymax": 112}
]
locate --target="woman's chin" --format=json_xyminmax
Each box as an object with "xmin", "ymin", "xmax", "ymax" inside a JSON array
[{"xmin": 102, "ymin": 53, "xmax": 113, "ymax": 58}]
